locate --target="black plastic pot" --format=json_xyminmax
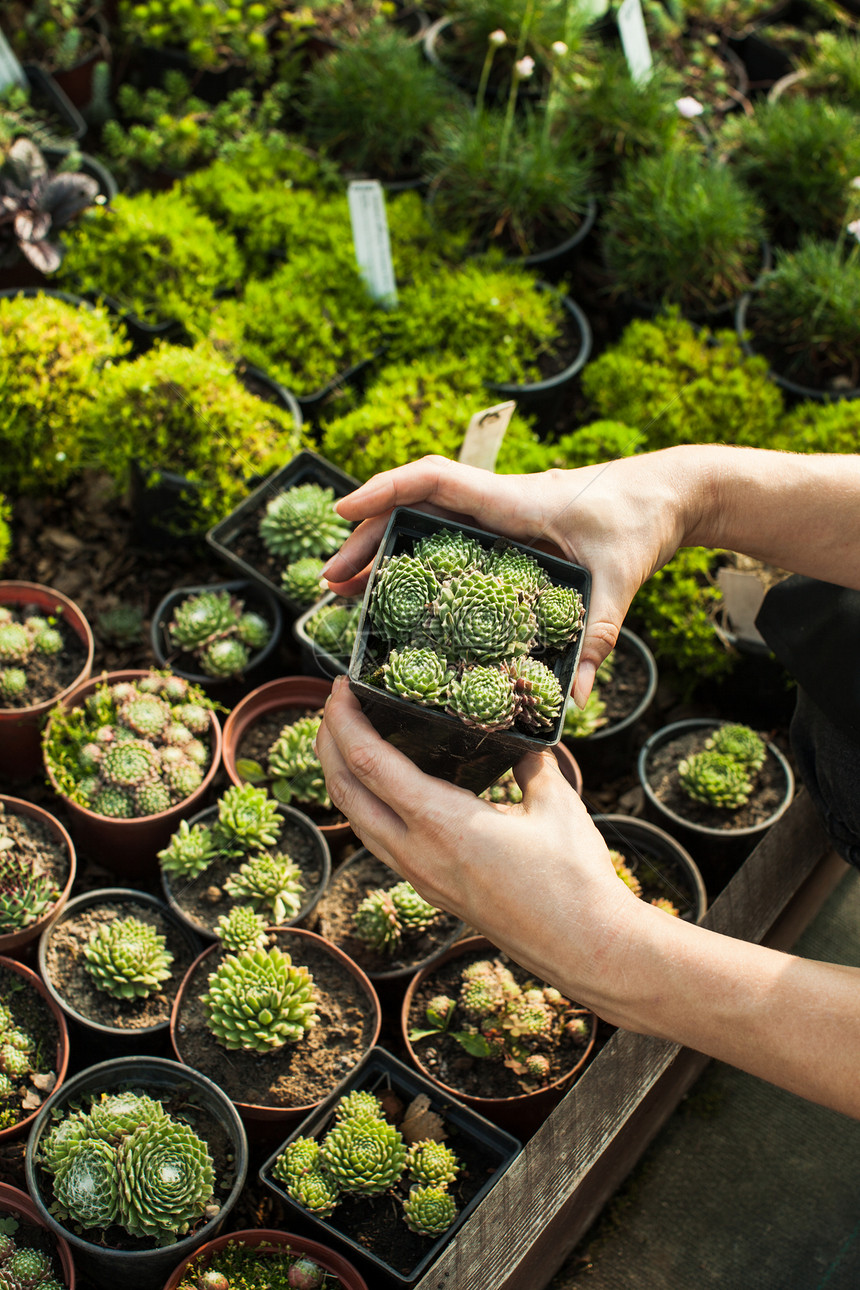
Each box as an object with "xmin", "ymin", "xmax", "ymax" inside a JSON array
[
  {"xmin": 563, "ymin": 626, "xmax": 658, "ymax": 783},
  {"xmin": 42, "ymin": 147, "xmax": 118, "ymax": 202},
  {"xmin": 24, "ymin": 63, "xmax": 86, "ymax": 141},
  {"xmin": 206, "ymin": 449, "xmax": 360, "ymax": 617},
  {"xmin": 637, "ymin": 718, "xmax": 795, "ymax": 895},
  {"xmin": 24, "ymin": 1055, "xmax": 248, "ymax": 1290},
  {"xmin": 293, "ymin": 347, "xmax": 387, "ymax": 423},
  {"xmin": 348, "ymin": 507, "xmax": 591, "ymax": 795},
  {"xmin": 159, "ymin": 800, "xmax": 332, "ymax": 943},
  {"xmin": 259, "ymin": 1045, "xmax": 522, "ymax": 1289},
  {"xmin": 736, "ymin": 292, "xmax": 860, "ymax": 403},
  {"xmin": 38, "ymin": 887, "xmax": 202, "ymax": 1064},
  {"xmin": 151, "ymin": 578, "xmax": 284, "ymax": 694},
  {"xmin": 513, "ymin": 196, "xmax": 599, "ymax": 282},
  {"xmin": 293, "ymin": 591, "xmax": 362, "ymax": 680},
  {"xmin": 591, "ymin": 814, "xmax": 707, "ymax": 924}
]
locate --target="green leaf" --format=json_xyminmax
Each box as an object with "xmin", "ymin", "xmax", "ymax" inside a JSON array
[
  {"xmin": 452, "ymin": 1030, "xmax": 494, "ymax": 1058},
  {"xmin": 236, "ymin": 758, "xmax": 265, "ymax": 782},
  {"xmin": 271, "ymin": 779, "xmax": 294, "ymax": 804},
  {"xmin": 408, "ymin": 1027, "xmax": 441, "ymax": 1042}
]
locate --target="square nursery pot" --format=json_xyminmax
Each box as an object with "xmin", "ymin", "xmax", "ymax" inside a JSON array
[
  {"xmin": 206, "ymin": 450, "xmax": 360, "ymax": 618},
  {"xmin": 259, "ymin": 1045, "xmax": 522, "ymax": 1289},
  {"xmin": 293, "ymin": 591, "xmax": 362, "ymax": 681},
  {"xmin": 348, "ymin": 507, "xmax": 591, "ymax": 795}
]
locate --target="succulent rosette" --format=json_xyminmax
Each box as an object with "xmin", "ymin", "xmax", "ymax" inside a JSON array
[
  {"xmin": 704, "ymin": 723, "xmax": 766, "ymax": 772},
  {"xmin": 223, "ymin": 850, "xmax": 305, "ymax": 925},
  {"xmin": 445, "ymin": 664, "xmax": 517, "ymax": 733},
  {"xmin": 430, "ymin": 571, "xmax": 537, "ymax": 664},
  {"xmin": 51, "ymin": 1138, "xmax": 120, "ymax": 1229},
  {"xmin": 414, "ymin": 529, "xmax": 486, "ymax": 580},
  {"xmin": 258, "ymin": 482, "xmax": 351, "ymax": 562},
  {"xmin": 116, "ymin": 1115, "xmax": 215, "ymax": 1241},
  {"xmin": 370, "ymin": 553, "xmax": 437, "ymax": 644},
  {"xmin": 202, "ymin": 945, "xmax": 317, "ymax": 1052},
  {"xmin": 319, "ymin": 1114, "xmax": 407, "ymax": 1194},
  {"xmin": 382, "ymin": 646, "xmax": 449, "ymax": 706},
  {"xmin": 402, "ymin": 1183, "xmax": 458, "ymax": 1236},
  {"xmin": 508, "ymin": 656, "xmax": 564, "ymax": 732},
  {"xmin": 83, "ymin": 916, "xmax": 174, "ymax": 1000},
  {"xmin": 678, "ymin": 749, "xmax": 753, "ymax": 809},
  {"xmin": 534, "ymin": 584, "xmax": 585, "ymax": 650}
]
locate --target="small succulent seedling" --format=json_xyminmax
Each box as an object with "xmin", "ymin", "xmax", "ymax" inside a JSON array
[
  {"xmin": 281, "ymin": 557, "xmax": 327, "ymax": 608},
  {"xmin": 0, "ymin": 804, "xmax": 61, "ymax": 932},
  {"xmin": 402, "ymin": 1183, "xmax": 458, "ymax": 1236},
  {"xmin": 0, "ymin": 1228, "xmax": 60, "ymax": 1290},
  {"xmin": 319, "ymin": 1113, "xmax": 407, "ymax": 1195},
  {"xmin": 223, "ymin": 850, "xmax": 305, "ymax": 925},
  {"xmin": 215, "ymin": 904, "xmax": 269, "ymax": 953},
  {"xmin": 239, "ymin": 714, "xmax": 331, "ymax": 811},
  {"xmin": 704, "ymin": 723, "xmax": 766, "ymax": 772},
  {"xmin": 678, "ymin": 749, "xmax": 754, "ymax": 809},
  {"xmin": 0, "ymin": 607, "xmax": 69, "ymax": 704},
  {"xmin": 167, "ymin": 588, "xmax": 273, "ymax": 679},
  {"xmin": 83, "ymin": 915, "xmax": 174, "ymax": 1001},
  {"xmin": 304, "ymin": 598, "xmax": 361, "ymax": 662},
  {"xmin": 353, "ymin": 879, "xmax": 442, "ymax": 956},
  {"xmin": 202, "ymin": 945, "xmax": 317, "ymax": 1053}
]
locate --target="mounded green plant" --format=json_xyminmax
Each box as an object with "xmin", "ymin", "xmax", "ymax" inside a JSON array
[
  {"xmin": 0, "ymin": 604, "xmax": 73, "ymax": 706},
  {"xmin": 562, "ymin": 649, "xmax": 614, "ymax": 738},
  {"xmin": 117, "ymin": 0, "xmax": 276, "ymax": 73},
  {"xmin": 705, "ymin": 722, "xmax": 766, "ymax": 771},
  {"xmin": 631, "ymin": 546, "xmax": 733, "ymax": 694},
  {"xmin": 602, "ymin": 145, "xmax": 765, "ymax": 312},
  {"xmin": 537, "ymin": 420, "xmax": 645, "ymax": 471},
  {"xmin": 319, "ymin": 1113, "xmax": 407, "ymax": 1194},
  {"xmin": 57, "ymin": 190, "xmax": 243, "ymax": 329},
  {"xmin": 678, "ymin": 749, "xmax": 754, "ymax": 808},
  {"xmin": 201, "ymin": 944, "xmax": 317, "ymax": 1053},
  {"xmin": 800, "ymin": 31, "xmax": 860, "ymax": 111},
  {"xmin": 263, "ymin": 714, "xmax": 330, "ymax": 810},
  {"xmin": 772, "ymin": 397, "xmax": 860, "ymax": 455},
  {"xmin": 82, "ymin": 915, "xmax": 174, "ymax": 1000},
  {"xmin": 215, "ymin": 904, "xmax": 268, "ymax": 953},
  {"xmin": 581, "ymin": 309, "xmax": 785, "ymax": 450},
  {"xmin": 353, "ymin": 880, "xmax": 442, "ymax": 955},
  {"xmin": 167, "ymin": 587, "xmax": 273, "ymax": 680},
  {"xmin": 223, "ymin": 850, "xmax": 305, "ymax": 926},
  {"xmin": 85, "ymin": 343, "xmax": 306, "ymax": 532},
  {"xmin": 402, "ymin": 1183, "xmax": 459, "ymax": 1236},
  {"xmin": 0, "ymin": 293, "xmax": 128, "ymax": 495},
  {"xmin": 0, "ymin": 1224, "xmax": 60, "ymax": 1290}
]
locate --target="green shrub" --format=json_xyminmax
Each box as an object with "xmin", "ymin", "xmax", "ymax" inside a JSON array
[
  {"xmin": 632, "ymin": 547, "xmax": 733, "ymax": 693},
  {"xmin": 86, "ymin": 343, "xmax": 306, "ymax": 530},
  {"xmin": 802, "ymin": 31, "xmax": 860, "ymax": 110},
  {"xmin": 580, "ymin": 309, "xmax": 785, "ymax": 450},
  {"xmin": 0, "ymin": 293, "xmax": 129, "ymax": 494},
  {"xmin": 57, "ymin": 190, "xmax": 243, "ymax": 330},
  {"xmin": 0, "ymin": 495, "xmax": 10, "ymax": 568},
  {"xmin": 538, "ymin": 420, "xmax": 646, "ymax": 469},
  {"xmin": 117, "ymin": 0, "xmax": 276, "ymax": 74},
  {"xmin": 773, "ymin": 398, "xmax": 860, "ymax": 454}
]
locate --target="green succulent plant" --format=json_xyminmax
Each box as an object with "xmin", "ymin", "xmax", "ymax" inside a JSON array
[
  {"xmin": 116, "ymin": 1115, "xmax": 216, "ymax": 1242},
  {"xmin": 258, "ymin": 483, "xmax": 352, "ymax": 564},
  {"xmin": 402, "ymin": 1183, "xmax": 458, "ymax": 1236},
  {"xmin": 353, "ymin": 888, "xmax": 401, "ymax": 954},
  {"xmin": 508, "ymin": 657, "xmax": 565, "ymax": 732},
  {"xmin": 406, "ymin": 1140, "xmax": 462, "ymax": 1188},
  {"xmin": 445, "ymin": 664, "xmax": 518, "ymax": 733},
  {"xmin": 216, "ymin": 783, "xmax": 282, "ymax": 852},
  {"xmin": 215, "ymin": 904, "xmax": 269, "ymax": 953},
  {"xmin": 158, "ymin": 819, "xmax": 223, "ymax": 881},
  {"xmin": 534, "ymin": 585, "xmax": 585, "ymax": 651},
  {"xmin": 318, "ymin": 1114, "xmax": 407, "ymax": 1195},
  {"xmin": 270, "ymin": 1137, "xmax": 341, "ymax": 1217},
  {"xmin": 223, "ymin": 850, "xmax": 305, "ymax": 925},
  {"xmin": 371, "ymin": 554, "xmax": 438, "ymax": 645},
  {"xmin": 265, "ymin": 715, "xmax": 331, "ymax": 811},
  {"xmin": 678, "ymin": 749, "xmax": 754, "ymax": 809},
  {"xmin": 431, "ymin": 571, "xmax": 538, "ymax": 664},
  {"xmin": 303, "ymin": 598, "xmax": 361, "ymax": 661},
  {"xmin": 168, "ymin": 589, "xmax": 239, "ymax": 652},
  {"xmin": 88, "ymin": 1091, "xmax": 166, "ymax": 1142},
  {"xmin": 414, "ymin": 530, "xmax": 487, "ymax": 581},
  {"xmin": 202, "ymin": 945, "xmax": 318, "ymax": 1053},
  {"xmin": 334, "ymin": 1089, "xmax": 385, "ymax": 1122},
  {"xmin": 0, "ymin": 806, "xmax": 61, "ymax": 931},
  {"xmin": 390, "ymin": 882, "xmax": 440, "ymax": 932},
  {"xmin": 83, "ymin": 915, "xmax": 174, "ymax": 1001},
  {"xmin": 382, "ymin": 647, "xmax": 450, "ymax": 707},
  {"xmin": 51, "ymin": 1137, "xmax": 120, "ymax": 1229},
  {"xmin": 282, "ymin": 558, "xmax": 327, "ymax": 609},
  {"xmin": 704, "ymin": 723, "xmax": 766, "ymax": 772}
]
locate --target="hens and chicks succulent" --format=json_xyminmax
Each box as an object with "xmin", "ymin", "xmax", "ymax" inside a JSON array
[
  {"xmin": 167, "ymin": 588, "xmax": 273, "ymax": 680},
  {"xmin": 271, "ymin": 1087, "xmax": 461, "ymax": 1237},
  {"xmin": 0, "ymin": 1228, "xmax": 63, "ymax": 1290},
  {"xmin": 0, "ymin": 803, "xmax": 62, "ymax": 935},
  {"xmin": 238, "ymin": 714, "xmax": 331, "ymax": 813},
  {"xmin": 678, "ymin": 723, "xmax": 767, "ymax": 810},
  {"xmin": 352, "ymin": 880, "xmax": 442, "ymax": 957},
  {"xmin": 0, "ymin": 606, "xmax": 66, "ymax": 705},
  {"xmin": 367, "ymin": 528, "xmax": 584, "ymax": 736},
  {"xmin": 0, "ymin": 1002, "xmax": 39, "ymax": 1131},
  {"xmin": 258, "ymin": 482, "xmax": 351, "ymax": 609}
]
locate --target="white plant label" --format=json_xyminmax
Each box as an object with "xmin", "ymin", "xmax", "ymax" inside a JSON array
[
  {"xmin": 458, "ymin": 401, "xmax": 517, "ymax": 472},
  {"xmin": 617, "ymin": 0, "xmax": 653, "ymax": 85},
  {"xmin": 0, "ymin": 28, "xmax": 26, "ymax": 91},
  {"xmin": 347, "ymin": 180, "xmax": 398, "ymax": 308}
]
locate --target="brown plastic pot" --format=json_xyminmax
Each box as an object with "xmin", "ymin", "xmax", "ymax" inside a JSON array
[
  {"xmin": 169, "ymin": 926, "xmax": 382, "ymax": 1139},
  {"xmin": 222, "ymin": 676, "xmax": 354, "ymax": 850},
  {"xmin": 0, "ymin": 955, "xmax": 70, "ymax": 1145},
  {"xmin": 401, "ymin": 935, "xmax": 597, "ymax": 1138},
  {"xmin": 42, "ymin": 670, "xmax": 222, "ymax": 880},
  {"xmin": 0, "ymin": 581, "xmax": 94, "ymax": 781},
  {"xmin": 0, "ymin": 1182, "xmax": 76, "ymax": 1288},
  {"xmin": 0, "ymin": 796, "xmax": 76, "ymax": 959},
  {"xmin": 161, "ymin": 1227, "xmax": 369, "ymax": 1290}
]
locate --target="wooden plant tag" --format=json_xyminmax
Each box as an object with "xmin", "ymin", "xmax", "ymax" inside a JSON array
[
  {"xmin": 717, "ymin": 567, "xmax": 767, "ymax": 645},
  {"xmin": 0, "ymin": 28, "xmax": 26, "ymax": 91},
  {"xmin": 458, "ymin": 400, "xmax": 517, "ymax": 472},
  {"xmin": 347, "ymin": 179, "xmax": 398, "ymax": 308},
  {"xmin": 617, "ymin": 0, "xmax": 653, "ymax": 84}
]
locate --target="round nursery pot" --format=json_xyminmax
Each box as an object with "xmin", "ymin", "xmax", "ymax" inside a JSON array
[
  {"xmin": 553, "ymin": 741, "xmax": 583, "ymax": 796},
  {"xmin": 161, "ymin": 1227, "xmax": 369, "ymax": 1290},
  {"xmin": 169, "ymin": 926, "xmax": 382, "ymax": 1140},
  {"xmin": 0, "ymin": 795, "xmax": 76, "ymax": 959},
  {"xmin": 592, "ymin": 814, "xmax": 707, "ymax": 924},
  {"xmin": 736, "ymin": 292, "xmax": 860, "ymax": 403},
  {"xmin": 637, "ymin": 717, "xmax": 795, "ymax": 895},
  {"xmin": 150, "ymin": 578, "xmax": 284, "ymax": 695},
  {"xmin": 159, "ymin": 801, "xmax": 332, "ymax": 943},
  {"xmin": 38, "ymin": 887, "xmax": 202, "ymax": 1062},
  {"xmin": 401, "ymin": 935, "xmax": 597, "ymax": 1138},
  {"xmin": 0, "ymin": 580, "xmax": 94, "ymax": 781},
  {"xmin": 24, "ymin": 1056, "xmax": 248, "ymax": 1290},
  {"xmin": 0, "ymin": 1182, "xmax": 76, "ymax": 1289},
  {"xmin": 563, "ymin": 626, "xmax": 659, "ymax": 782},
  {"xmin": 42, "ymin": 669, "xmax": 223, "ymax": 880},
  {"xmin": 0, "ymin": 955, "xmax": 70, "ymax": 1145},
  {"xmin": 222, "ymin": 676, "xmax": 354, "ymax": 849}
]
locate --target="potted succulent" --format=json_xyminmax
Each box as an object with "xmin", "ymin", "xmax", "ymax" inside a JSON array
[
  {"xmin": 402, "ymin": 937, "xmax": 597, "ymax": 1137},
  {"xmin": 561, "ymin": 625, "xmax": 659, "ymax": 781},
  {"xmin": 0, "ymin": 580, "xmax": 94, "ymax": 781},
  {"xmin": 259, "ymin": 1046, "xmax": 522, "ymax": 1287},
  {"xmin": 348, "ymin": 506, "xmax": 590, "ymax": 795},
  {"xmin": 169, "ymin": 925, "xmax": 381, "ymax": 1136},
  {"xmin": 24, "ymin": 1055, "xmax": 248, "ymax": 1290},
  {"xmin": 157, "ymin": 782, "xmax": 332, "ymax": 942},
  {"xmin": 0, "ymin": 1180, "xmax": 76, "ymax": 1289},
  {"xmin": 0, "ymin": 954, "xmax": 69, "ymax": 1145},
  {"xmin": 41, "ymin": 668, "xmax": 222, "ymax": 878},
  {"xmin": 294, "ymin": 594, "xmax": 363, "ymax": 680},
  {"xmin": 150, "ymin": 579, "xmax": 283, "ymax": 690},
  {"xmin": 163, "ymin": 1228, "xmax": 369, "ymax": 1290},
  {"xmin": 592, "ymin": 814, "xmax": 708, "ymax": 924},
  {"xmin": 0, "ymin": 795, "xmax": 76, "ymax": 957},
  {"xmin": 0, "ymin": 0, "xmax": 108, "ymax": 99},
  {"xmin": 637, "ymin": 718, "xmax": 795, "ymax": 891},
  {"xmin": 38, "ymin": 886, "xmax": 202, "ymax": 1060}
]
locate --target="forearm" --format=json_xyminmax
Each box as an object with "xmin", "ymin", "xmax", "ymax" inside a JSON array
[{"xmin": 664, "ymin": 445, "xmax": 860, "ymax": 589}]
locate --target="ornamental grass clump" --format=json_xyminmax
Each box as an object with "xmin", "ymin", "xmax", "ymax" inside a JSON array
[
  {"xmin": 365, "ymin": 526, "xmax": 583, "ymax": 738},
  {"xmin": 353, "ymin": 880, "xmax": 443, "ymax": 956},
  {"xmin": 678, "ymin": 722, "xmax": 767, "ymax": 810},
  {"xmin": 38, "ymin": 1088, "xmax": 216, "ymax": 1245},
  {"xmin": 43, "ymin": 671, "xmax": 215, "ymax": 819},
  {"xmin": 167, "ymin": 587, "xmax": 273, "ymax": 679}
]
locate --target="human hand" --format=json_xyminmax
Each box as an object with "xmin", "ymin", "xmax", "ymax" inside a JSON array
[{"xmin": 321, "ymin": 452, "xmax": 692, "ymax": 705}]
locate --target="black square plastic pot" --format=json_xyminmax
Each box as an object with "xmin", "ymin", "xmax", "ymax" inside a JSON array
[
  {"xmin": 259, "ymin": 1045, "xmax": 522, "ymax": 1289},
  {"xmin": 294, "ymin": 591, "xmax": 362, "ymax": 680},
  {"xmin": 348, "ymin": 507, "xmax": 591, "ymax": 795},
  {"xmin": 206, "ymin": 450, "xmax": 359, "ymax": 617}
]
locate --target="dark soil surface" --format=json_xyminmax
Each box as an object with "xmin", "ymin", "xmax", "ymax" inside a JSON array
[
  {"xmin": 236, "ymin": 707, "xmax": 348, "ymax": 832},
  {"xmin": 42, "ymin": 896, "xmax": 199, "ymax": 1031},
  {"xmin": 598, "ymin": 637, "xmax": 652, "ymax": 726},
  {"xmin": 0, "ymin": 602, "xmax": 87, "ymax": 709},
  {"xmin": 317, "ymin": 850, "xmax": 464, "ymax": 979},
  {"xmin": 173, "ymin": 933, "xmax": 378, "ymax": 1110},
  {"xmin": 0, "ymin": 964, "xmax": 62, "ymax": 1135},
  {"xmin": 644, "ymin": 726, "xmax": 790, "ymax": 831},
  {"xmin": 0, "ymin": 801, "xmax": 71, "ymax": 939}
]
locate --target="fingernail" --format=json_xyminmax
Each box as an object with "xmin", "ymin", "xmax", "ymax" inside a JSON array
[
  {"xmin": 573, "ymin": 659, "xmax": 596, "ymax": 709},
  {"xmin": 320, "ymin": 557, "xmax": 336, "ymax": 577}
]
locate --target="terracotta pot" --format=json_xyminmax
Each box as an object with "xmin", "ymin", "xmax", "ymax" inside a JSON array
[
  {"xmin": 169, "ymin": 926, "xmax": 382, "ymax": 1138},
  {"xmin": 0, "ymin": 580, "xmax": 94, "ymax": 781},
  {"xmin": 222, "ymin": 675, "xmax": 354, "ymax": 849},
  {"xmin": 553, "ymin": 741, "xmax": 583, "ymax": 796},
  {"xmin": 161, "ymin": 1228, "xmax": 369, "ymax": 1290},
  {"xmin": 0, "ymin": 795, "xmax": 76, "ymax": 959},
  {"xmin": 0, "ymin": 955, "xmax": 69, "ymax": 1145},
  {"xmin": 0, "ymin": 1182, "xmax": 76, "ymax": 1288},
  {"xmin": 563, "ymin": 625, "xmax": 659, "ymax": 783},
  {"xmin": 401, "ymin": 935, "xmax": 597, "ymax": 1138},
  {"xmin": 42, "ymin": 669, "xmax": 222, "ymax": 880}
]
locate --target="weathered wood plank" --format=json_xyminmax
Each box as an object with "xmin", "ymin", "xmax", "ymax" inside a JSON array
[{"xmin": 412, "ymin": 791, "xmax": 836, "ymax": 1290}]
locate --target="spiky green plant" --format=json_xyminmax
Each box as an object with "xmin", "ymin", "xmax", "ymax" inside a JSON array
[
  {"xmin": 51, "ymin": 1137, "xmax": 120, "ymax": 1229},
  {"xmin": 678, "ymin": 749, "xmax": 754, "ymax": 808},
  {"xmin": 484, "ymin": 545, "xmax": 551, "ymax": 597},
  {"xmin": 445, "ymin": 665, "xmax": 517, "ymax": 733},
  {"xmin": 704, "ymin": 723, "xmax": 766, "ymax": 772},
  {"xmin": 216, "ymin": 783, "xmax": 282, "ymax": 851},
  {"xmin": 215, "ymin": 904, "xmax": 268, "ymax": 953},
  {"xmin": 202, "ymin": 945, "xmax": 317, "ymax": 1053},
  {"xmin": 116, "ymin": 1115, "xmax": 215, "ymax": 1242},
  {"xmin": 430, "ymin": 571, "xmax": 538, "ymax": 664},
  {"xmin": 158, "ymin": 819, "xmax": 222, "ymax": 881},
  {"xmin": 562, "ymin": 686, "xmax": 608, "ymax": 739},
  {"xmin": 382, "ymin": 647, "xmax": 449, "ymax": 706},
  {"xmin": 370, "ymin": 553, "xmax": 438, "ymax": 645},
  {"xmin": 88, "ymin": 1091, "xmax": 166, "ymax": 1142},
  {"xmin": 508, "ymin": 657, "xmax": 564, "ymax": 732},
  {"xmin": 402, "ymin": 1183, "xmax": 458, "ymax": 1236},
  {"xmin": 169, "ymin": 590, "xmax": 238, "ymax": 652},
  {"xmin": 406, "ymin": 1140, "xmax": 461, "ymax": 1188},
  {"xmin": 334, "ymin": 1089, "xmax": 385, "ymax": 1123},
  {"xmin": 534, "ymin": 585, "xmax": 585, "ymax": 651},
  {"xmin": 282, "ymin": 558, "xmax": 327, "ymax": 608},
  {"xmin": 318, "ymin": 1115, "xmax": 407, "ymax": 1195},
  {"xmin": 414, "ymin": 530, "xmax": 486, "ymax": 581},
  {"xmin": 304, "ymin": 598, "xmax": 361, "ymax": 660},
  {"xmin": 223, "ymin": 851, "xmax": 305, "ymax": 925},
  {"xmin": 258, "ymin": 483, "xmax": 352, "ymax": 563},
  {"xmin": 82, "ymin": 916, "xmax": 174, "ymax": 1001},
  {"xmin": 389, "ymin": 882, "xmax": 440, "ymax": 932},
  {"xmin": 266, "ymin": 715, "xmax": 330, "ymax": 810},
  {"xmin": 353, "ymin": 888, "xmax": 401, "ymax": 954},
  {"xmin": 168, "ymin": 588, "xmax": 272, "ymax": 679},
  {"xmin": 270, "ymin": 1141, "xmax": 341, "ymax": 1218},
  {"xmin": 0, "ymin": 810, "xmax": 61, "ymax": 932}
]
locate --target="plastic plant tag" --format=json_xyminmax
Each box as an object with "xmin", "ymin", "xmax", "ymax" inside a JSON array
[
  {"xmin": 458, "ymin": 400, "xmax": 516, "ymax": 472},
  {"xmin": 348, "ymin": 180, "xmax": 398, "ymax": 308},
  {"xmin": 617, "ymin": 0, "xmax": 653, "ymax": 85},
  {"xmin": 716, "ymin": 567, "xmax": 768, "ymax": 645},
  {"xmin": 0, "ymin": 28, "xmax": 26, "ymax": 90}
]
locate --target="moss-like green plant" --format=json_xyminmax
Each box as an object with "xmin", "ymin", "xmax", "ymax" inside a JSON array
[
  {"xmin": 57, "ymin": 190, "xmax": 243, "ymax": 329},
  {"xmin": 772, "ymin": 397, "xmax": 860, "ymax": 455},
  {"xmin": 581, "ymin": 309, "xmax": 785, "ymax": 451},
  {"xmin": 117, "ymin": 0, "xmax": 276, "ymax": 73},
  {"xmin": 0, "ymin": 293, "xmax": 128, "ymax": 494},
  {"xmin": 631, "ymin": 546, "xmax": 733, "ymax": 693},
  {"xmin": 0, "ymin": 495, "xmax": 10, "ymax": 570},
  {"xmin": 202, "ymin": 945, "xmax": 317, "ymax": 1053},
  {"xmin": 83, "ymin": 916, "xmax": 174, "ymax": 1001},
  {"xmin": 538, "ymin": 420, "xmax": 645, "ymax": 470},
  {"xmin": 85, "ymin": 343, "xmax": 306, "ymax": 533}
]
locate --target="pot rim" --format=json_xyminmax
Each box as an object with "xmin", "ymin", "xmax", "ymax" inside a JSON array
[
  {"xmin": 0, "ymin": 794, "xmax": 77, "ymax": 955},
  {"xmin": 0, "ymin": 954, "xmax": 70, "ymax": 1144},
  {"xmin": 590, "ymin": 812, "xmax": 708, "ymax": 923},
  {"xmin": 565, "ymin": 625, "xmax": 659, "ymax": 746},
  {"xmin": 736, "ymin": 292, "xmax": 860, "ymax": 402},
  {"xmin": 0, "ymin": 580, "xmax": 95, "ymax": 719},
  {"xmin": 160, "ymin": 1227, "xmax": 370, "ymax": 1290}
]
